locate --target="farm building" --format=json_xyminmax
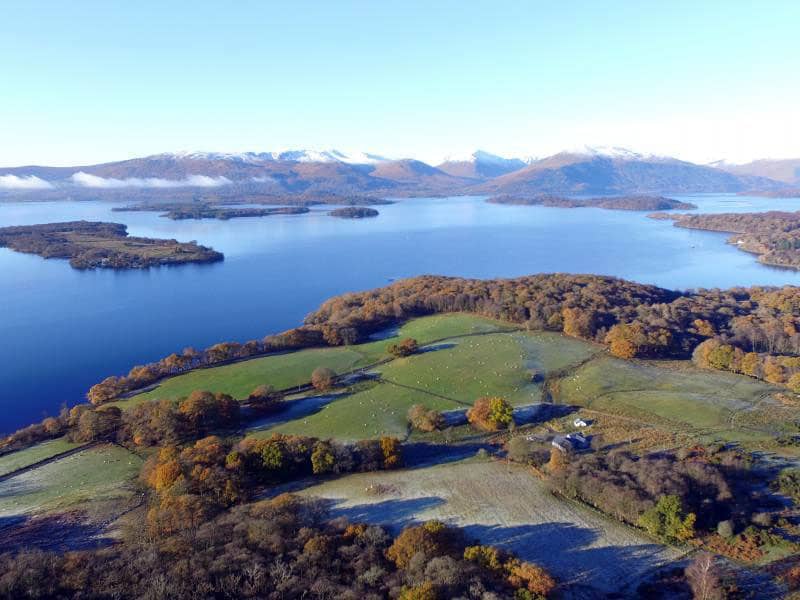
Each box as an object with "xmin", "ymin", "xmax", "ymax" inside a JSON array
[{"xmin": 552, "ymin": 432, "xmax": 590, "ymax": 453}]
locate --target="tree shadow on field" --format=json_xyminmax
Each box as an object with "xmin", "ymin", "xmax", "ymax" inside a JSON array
[
  {"xmin": 247, "ymin": 393, "xmax": 347, "ymax": 430},
  {"xmin": 464, "ymin": 522, "xmax": 674, "ymax": 595},
  {"xmin": 402, "ymin": 442, "xmax": 495, "ymax": 468},
  {"xmin": 326, "ymin": 496, "xmax": 446, "ymax": 532},
  {"xmin": 0, "ymin": 513, "xmax": 112, "ymax": 553},
  {"xmin": 318, "ymin": 499, "xmax": 671, "ymax": 595},
  {"xmin": 419, "ymin": 343, "xmax": 457, "ymax": 353}
]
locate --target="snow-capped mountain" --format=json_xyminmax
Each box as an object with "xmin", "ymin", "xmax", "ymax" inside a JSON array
[
  {"xmin": 475, "ymin": 147, "xmax": 786, "ymax": 195},
  {"xmin": 158, "ymin": 149, "xmax": 391, "ymax": 165},
  {"xmin": 437, "ymin": 150, "xmax": 530, "ymax": 179},
  {"xmin": 555, "ymin": 145, "xmax": 675, "ymax": 162},
  {"xmin": 709, "ymin": 158, "xmax": 800, "ymax": 185},
  {"xmin": 0, "ymin": 146, "xmax": 789, "ymax": 196},
  {"xmin": 276, "ymin": 150, "xmax": 390, "ymax": 164}
]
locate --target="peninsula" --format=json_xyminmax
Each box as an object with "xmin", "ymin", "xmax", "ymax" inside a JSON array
[
  {"xmin": 488, "ymin": 194, "xmax": 697, "ymax": 211},
  {"xmin": 651, "ymin": 210, "xmax": 800, "ymax": 269}
]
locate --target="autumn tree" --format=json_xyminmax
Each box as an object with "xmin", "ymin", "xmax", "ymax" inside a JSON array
[
  {"xmin": 146, "ymin": 493, "xmax": 216, "ymax": 538},
  {"xmin": 119, "ymin": 399, "xmax": 183, "ymax": 447},
  {"xmin": 638, "ymin": 495, "xmax": 696, "ymax": 543},
  {"xmin": 561, "ymin": 307, "xmax": 596, "ymax": 339},
  {"xmin": 386, "ymin": 521, "xmax": 463, "ymax": 568},
  {"xmin": 505, "ymin": 558, "xmax": 556, "ymax": 597},
  {"xmin": 605, "ymin": 323, "xmax": 643, "ymax": 358},
  {"xmin": 71, "ymin": 406, "xmax": 122, "ymax": 442},
  {"xmin": 398, "ymin": 581, "xmax": 437, "ymax": 600},
  {"xmin": 740, "ymin": 352, "xmax": 761, "ymax": 378},
  {"xmin": 693, "ymin": 319, "xmax": 716, "ymax": 338},
  {"xmin": 463, "ymin": 545, "xmax": 503, "ymax": 572},
  {"xmin": 407, "ymin": 404, "xmax": 445, "ymax": 432},
  {"xmin": 311, "ymin": 367, "xmax": 337, "ymax": 391},
  {"xmin": 247, "ymin": 384, "xmax": 281, "ymax": 414},
  {"xmin": 311, "ymin": 441, "xmax": 336, "ymax": 474},
  {"xmin": 463, "ymin": 545, "xmax": 556, "ymax": 597},
  {"xmin": 142, "ymin": 446, "xmax": 183, "ymax": 493},
  {"xmin": 178, "ymin": 390, "xmax": 239, "ymax": 434},
  {"xmin": 695, "ymin": 339, "xmax": 737, "ymax": 371},
  {"xmin": 380, "ymin": 436, "xmax": 403, "ymax": 469},
  {"xmin": 546, "ymin": 446, "xmax": 568, "ymax": 473},
  {"xmin": 762, "ymin": 357, "xmax": 786, "ymax": 384},
  {"xmin": 788, "ymin": 372, "xmax": 800, "ymax": 393},
  {"xmin": 467, "ymin": 396, "xmax": 514, "ymax": 431},
  {"xmin": 388, "ymin": 338, "xmax": 419, "ymax": 357}
]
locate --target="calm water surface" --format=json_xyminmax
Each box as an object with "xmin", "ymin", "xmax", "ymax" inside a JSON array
[{"xmin": 2, "ymin": 194, "xmax": 800, "ymax": 431}]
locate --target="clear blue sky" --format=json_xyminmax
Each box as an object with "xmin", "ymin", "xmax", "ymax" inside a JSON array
[{"xmin": 1, "ymin": 0, "xmax": 798, "ymax": 166}]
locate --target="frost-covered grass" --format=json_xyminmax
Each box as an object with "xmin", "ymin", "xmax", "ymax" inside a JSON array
[
  {"xmin": 299, "ymin": 458, "xmax": 681, "ymax": 594},
  {"xmin": 0, "ymin": 438, "xmax": 80, "ymax": 477},
  {"xmin": 556, "ymin": 356, "xmax": 782, "ymax": 445},
  {"xmin": 0, "ymin": 444, "xmax": 142, "ymax": 517}
]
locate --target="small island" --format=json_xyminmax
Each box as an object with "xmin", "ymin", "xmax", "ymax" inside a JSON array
[
  {"xmin": 487, "ymin": 194, "xmax": 697, "ymax": 211},
  {"xmin": 650, "ymin": 210, "xmax": 800, "ymax": 269},
  {"xmin": 328, "ymin": 206, "xmax": 380, "ymax": 219},
  {"xmin": 0, "ymin": 221, "xmax": 224, "ymax": 270},
  {"xmin": 113, "ymin": 203, "xmax": 310, "ymax": 221}
]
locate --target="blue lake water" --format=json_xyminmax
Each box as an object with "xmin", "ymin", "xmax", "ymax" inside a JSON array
[{"xmin": 2, "ymin": 194, "xmax": 800, "ymax": 432}]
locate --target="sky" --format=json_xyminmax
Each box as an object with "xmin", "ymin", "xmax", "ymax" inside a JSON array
[{"xmin": 1, "ymin": 1, "xmax": 799, "ymax": 166}]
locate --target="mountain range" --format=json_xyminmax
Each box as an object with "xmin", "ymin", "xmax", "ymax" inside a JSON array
[
  {"xmin": 0, "ymin": 147, "xmax": 793, "ymax": 198},
  {"xmin": 709, "ymin": 158, "xmax": 800, "ymax": 186}
]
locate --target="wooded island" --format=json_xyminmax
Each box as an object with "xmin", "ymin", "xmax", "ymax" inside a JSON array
[
  {"xmin": 488, "ymin": 194, "xmax": 697, "ymax": 211},
  {"xmin": 0, "ymin": 221, "xmax": 223, "ymax": 269}
]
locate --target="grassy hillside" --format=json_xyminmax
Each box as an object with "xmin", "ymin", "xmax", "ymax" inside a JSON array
[
  {"xmin": 116, "ymin": 314, "xmax": 515, "ymax": 408},
  {"xmin": 0, "ymin": 438, "xmax": 81, "ymax": 477},
  {"xmin": 254, "ymin": 330, "xmax": 598, "ymax": 440},
  {"xmin": 111, "ymin": 310, "xmax": 794, "ymax": 452},
  {"xmin": 0, "ymin": 444, "xmax": 142, "ymax": 517},
  {"xmin": 555, "ymin": 356, "xmax": 786, "ymax": 447}
]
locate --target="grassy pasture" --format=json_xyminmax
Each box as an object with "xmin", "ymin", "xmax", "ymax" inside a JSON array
[
  {"xmin": 254, "ymin": 330, "xmax": 599, "ymax": 440},
  {"xmin": 0, "ymin": 438, "xmax": 81, "ymax": 477},
  {"xmin": 116, "ymin": 313, "xmax": 513, "ymax": 409},
  {"xmin": 259, "ymin": 380, "xmax": 438, "ymax": 440},
  {"xmin": 555, "ymin": 356, "xmax": 782, "ymax": 445},
  {"xmin": 116, "ymin": 346, "xmax": 373, "ymax": 409},
  {"xmin": 0, "ymin": 444, "xmax": 142, "ymax": 517},
  {"xmin": 298, "ymin": 458, "xmax": 681, "ymax": 595}
]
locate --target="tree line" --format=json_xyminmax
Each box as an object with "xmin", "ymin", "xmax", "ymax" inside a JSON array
[
  {"xmin": 0, "ymin": 493, "xmax": 556, "ymax": 600},
  {"xmin": 83, "ymin": 273, "xmax": 800, "ymax": 410}
]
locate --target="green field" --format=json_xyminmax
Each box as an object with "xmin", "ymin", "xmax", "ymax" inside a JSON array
[
  {"xmin": 377, "ymin": 331, "xmax": 596, "ymax": 407},
  {"xmin": 255, "ymin": 329, "xmax": 599, "ymax": 440},
  {"xmin": 0, "ymin": 444, "xmax": 143, "ymax": 517},
  {"xmin": 0, "ymin": 438, "xmax": 81, "ymax": 477},
  {"xmin": 110, "ymin": 311, "xmax": 790, "ymax": 450},
  {"xmin": 114, "ymin": 314, "xmax": 516, "ymax": 408},
  {"xmin": 555, "ymin": 356, "xmax": 782, "ymax": 443}
]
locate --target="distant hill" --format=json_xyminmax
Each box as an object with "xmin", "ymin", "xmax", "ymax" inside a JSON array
[
  {"xmin": 710, "ymin": 158, "xmax": 800, "ymax": 185},
  {"xmin": 0, "ymin": 147, "xmax": 788, "ymax": 198},
  {"xmin": 437, "ymin": 150, "xmax": 528, "ymax": 180},
  {"xmin": 472, "ymin": 151, "xmax": 784, "ymax": 195},
  {"xmin": 367, "ymin": 159, "xmax": 470, "ymax": 191}
]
